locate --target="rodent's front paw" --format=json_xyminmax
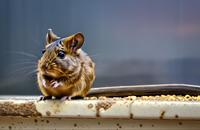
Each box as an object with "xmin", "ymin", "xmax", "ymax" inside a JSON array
[{"xmin": 51, "ymin": 81, "xmax": 60, "ymax": 88}]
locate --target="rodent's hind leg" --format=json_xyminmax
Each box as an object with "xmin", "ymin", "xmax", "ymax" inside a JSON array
[{"xmin": 39, "ymin": 96, "xmax": 53, "ymax": 101}]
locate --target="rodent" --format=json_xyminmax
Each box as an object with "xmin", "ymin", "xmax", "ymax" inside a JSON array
[{"xmin": 37, "ymin": 29, "xmax": 95, "ymax": 99}]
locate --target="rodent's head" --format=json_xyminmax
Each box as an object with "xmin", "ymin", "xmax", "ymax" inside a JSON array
[{"xmin": 38, "ymin": 29, "xmax": 84, "ymax": 80}]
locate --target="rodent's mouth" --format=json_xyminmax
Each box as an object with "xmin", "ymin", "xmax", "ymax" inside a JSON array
[
  {"xmin": 43, "ymin": 74, "xmax": 62, "ymax": 82},
  {"xmin": 43, "ymin": 75, "xmax": 55, "ymax": 81}
]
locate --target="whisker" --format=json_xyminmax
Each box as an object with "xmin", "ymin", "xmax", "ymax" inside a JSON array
[
  {"xmin": 9, "ymin": 65, "xmax": 37, "ymax": 75},
  {"xmin": 15, "ymin": 58, "xmax": 38, "ymax": 63},
  {"xmin": 12, "ymin": 61, "xmax": 37, "ymax": 66},
  {"xmin": 25, "ymin": 69, "xmax": 38, "ymax": 77},
  {"xmin": 10, "ymin": 51, "xmax": 39, "ymax": 59}
]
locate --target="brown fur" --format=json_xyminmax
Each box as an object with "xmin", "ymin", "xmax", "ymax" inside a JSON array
[{"xmin": 37, "ymin": 29, "xmax": 95, "ymax": 98}]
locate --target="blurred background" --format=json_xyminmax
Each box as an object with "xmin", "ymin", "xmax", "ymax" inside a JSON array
[{"xmin": 0, "ymin": 0, "xmax": 200, "ymax": 95}]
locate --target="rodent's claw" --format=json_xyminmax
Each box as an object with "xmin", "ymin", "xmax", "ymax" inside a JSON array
[
  {"xmin": 60, "ymin": 96, "xmax": 72, "ymax": 101},
  {"xmin": 39, "ymin": 96, "xmax": 52, "ymax": 101},
  {"xmin": 60, "ymin": 96, "xmax": 84, "ymax": 101}
]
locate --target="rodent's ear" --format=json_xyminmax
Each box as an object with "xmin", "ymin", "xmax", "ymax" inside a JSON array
[
  {"xmin": 46, "ymin": 29, "xmax": 60, "ymax": 44},
  {"xmin": 63, "ymin": 32, "xmax": 84, "ymax": 52}
]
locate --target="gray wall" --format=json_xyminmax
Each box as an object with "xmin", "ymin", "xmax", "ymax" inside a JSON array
[{"xmin": 1, "ymin": 0, "xmax": 200, "ymax": 95}]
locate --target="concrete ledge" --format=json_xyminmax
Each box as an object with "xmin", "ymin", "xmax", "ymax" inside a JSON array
[
  {"xmin": 0, "ymin": 95, "xmax": 200, "ymax": 119},
  {"xmin": 1, "ymin": 95, "xmax": 200, "ymax": 129}
]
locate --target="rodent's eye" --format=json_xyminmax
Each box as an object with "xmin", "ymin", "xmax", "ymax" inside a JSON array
[
  {"xmin": 42, "ymin": 49, "xmax": 46, "ymax": 54},
  {"xmin": 57, "ymin": 51, "xmax": 65, "ymax": 59}
]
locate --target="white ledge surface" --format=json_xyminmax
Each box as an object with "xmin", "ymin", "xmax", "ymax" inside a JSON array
[
  {"xmin": 36, "ymin": 99, "xmax": 200, "ymax": 119},
  {"xmin": 0, "ymin": 96, "xmax": 199, "ymax": 119}
]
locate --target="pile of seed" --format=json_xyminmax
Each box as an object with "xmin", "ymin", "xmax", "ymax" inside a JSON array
[
  {"xmin": 137, "ymin": 95, "xmax": 200, "ymax": 101},
  {"xmin": 85, "ymin": 95, "xmax": 200, "ymax": 101}
]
